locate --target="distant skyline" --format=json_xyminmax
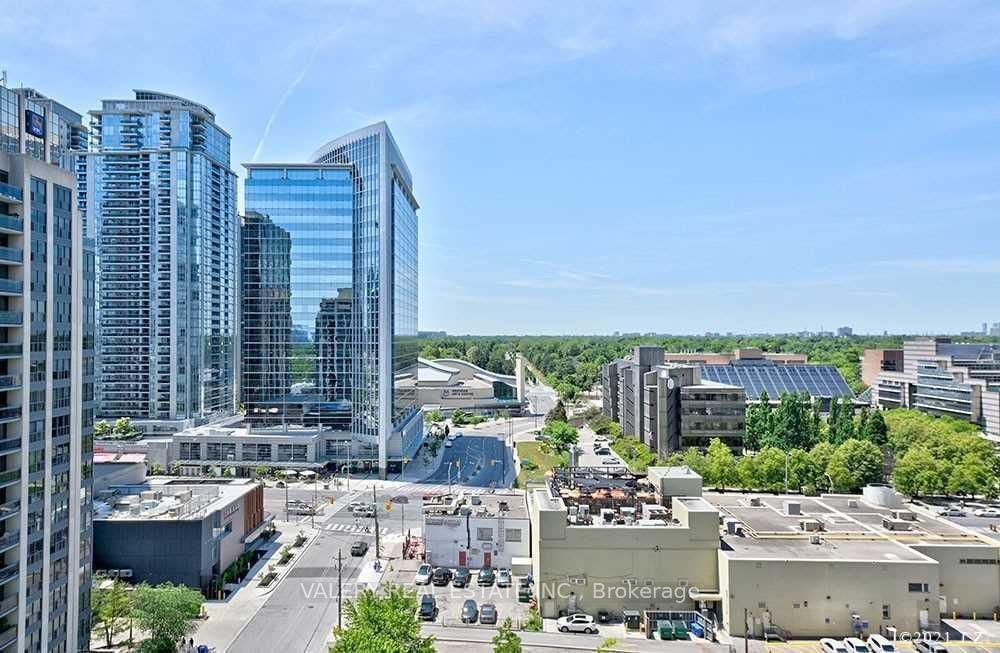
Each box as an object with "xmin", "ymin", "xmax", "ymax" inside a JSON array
[{"xmin": 5, "ymin": 1, "xmax": 999, "ymax": 335}]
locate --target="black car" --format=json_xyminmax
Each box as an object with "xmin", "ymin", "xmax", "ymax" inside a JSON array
[
  {"xmin": 461, "ymin": 599, "xmax": 478, "ymax": 624},
  {"xmin": 480, "ymin": 603, "xmax": 498, "ymax": 625},
  {"xmin": 350, "ymin": 541, "xmax": 368, "ymax": 557},
  {"xmin": 418, "ymin": 594, "xmax": 436, "ymax": 621},
  {"xmin": 452, "ymin": 567, "xmax": 471, "ymax": 588},
  {"xmin": 477, "ymin": 566, "xmax": 495, "ymax": 586},
  {"xmin": 431, "ymin": 567, "xmax": 452, "ymax": 586}
]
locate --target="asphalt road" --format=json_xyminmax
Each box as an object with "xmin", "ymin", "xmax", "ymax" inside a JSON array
[
  {"xmin": 424, "ymin": 434, "xmax": 511, "ymax": 488},
  {"xmin": 228, "ymin": 520, "xmax": 372, "ymax": 653}
]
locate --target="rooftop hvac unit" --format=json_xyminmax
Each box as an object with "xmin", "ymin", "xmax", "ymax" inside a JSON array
[
  {"xmin": 892, "ymin": 509, "xmax": 916, "ymax": 521},
  {"xmin": 471, "ymin": 496, "xmax": 482, "ymax": 506},
  {"xmin": 725, "ymin": 519, "xmax": 742, "ymax": 535},
  {"xmin": 749, "ymin": 497, "xmax": 762, "ymax": 507},
  {"xmin": 809, "ymin": 535, "xmax": 823, "ymax": 545},
  {"xmin": 783, "ymin": 501, "xmax": 801, "ymax": 516},
  {"xmin": 882, "ymin": 517, "xmax": 911, "ymax": 531},
  {"xmin": 847, "ymin": 499, "xmax": 859, "ymax": 509},
  {"xmin": 799, "ymin": 519, "xmax": 824, "ymax": 532}
]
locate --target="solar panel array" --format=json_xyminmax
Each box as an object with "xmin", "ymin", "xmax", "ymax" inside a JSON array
[{"xmin": 699, "ymin": 364, "xmax": 854, "ymax": 401}]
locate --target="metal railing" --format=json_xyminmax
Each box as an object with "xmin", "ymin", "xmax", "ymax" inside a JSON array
[
  {"xmin": 0, "ymin": 280, "xmax": 21, "ymax": 296},
  {"xmin": 0, "ymin": 471, "xmax": 19, "ymax": 488},
  {"xmin": 0, "ymin": 313, "xmax": 21, "ymax": 326},
  {"xmin": 0, "ymin": 377, "xmax": 19, "ymax": 391}
]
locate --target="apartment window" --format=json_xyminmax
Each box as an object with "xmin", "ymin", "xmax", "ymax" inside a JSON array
[
  {"xmin": 505, "ymin": 529, "xmax": 522, "ymax": 542},
  {"xmin": 477, "ymin": 528, "xmax": 493, "ymax": 542},
  {"xmin": 882, "ymin": 604, "xmax": 891, "ymax": 620},
  {"xmin": 908, "ymin": 583, "xmax": 929, "ymax": 593},
  {"xmin": 179, "ymin": 442, "xmax": 201, "ymax": 460}
]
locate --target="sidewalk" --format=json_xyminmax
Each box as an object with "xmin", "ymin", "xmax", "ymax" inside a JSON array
[{"xmin": 194, "ymin": 522, "xmax": 318, "ymax": 649}]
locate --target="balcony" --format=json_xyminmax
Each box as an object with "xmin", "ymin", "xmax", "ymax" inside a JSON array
[
  {"xmin": 0, "ymin": 183, "xmax": 21, "ymax": 205},
  {"xmin": 0, "ymin": 471, "xmax": 19, "ymax": 490},
  {"xmin": 0, "ymin": 562, "xmax": 17, "ymax": 585},
  {"xmin": 0, "ymin": 314, "xmax": 22, "ymax": 327},
  {"xmin": 0, "ymin": 249, "xmax": 22, "ymax": 266},
  {"xmin": 0, "ymin": 378, "xmax": 19, "ymax": 393},
  {"xmin": 0, "ymin": 280, "xmax": 20, "ymax": 298},
  {"xmin": 0, "ymin": 500, "xmax": 19, "ymax": 522},
  {"xmin": 0, "ymin": 532, "xmax": 17, "ymax": 555},
  {"xmin": 0, "ymin": 217, "xmax": 21, "ymax": 236},
  {"xmin": 0, "ymin": 623, "xmax": 14, "ymax": 650},
  {"xmin": 0, "ymin": 594, "xmax": 16, "ymax": 619}
]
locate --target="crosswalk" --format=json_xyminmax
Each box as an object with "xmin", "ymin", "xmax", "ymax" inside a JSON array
[{"xmin": 322, "ymin": 523, "xmax": 391, "ymax": 535}]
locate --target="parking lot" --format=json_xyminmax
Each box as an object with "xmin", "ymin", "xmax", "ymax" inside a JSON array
[
  {"xmin": 397, "ymin": 565, "xmax": 534, "ymax": 629},
  {"xmin": 575, "ymin": 425, "xmax": 620, "ymax": 467}
]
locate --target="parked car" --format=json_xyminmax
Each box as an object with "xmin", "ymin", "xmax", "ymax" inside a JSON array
[
  {"xmin": 496, "ymin": 568, "xmax": 512, "ymax": 587},
  {"xmin": 602, "ymin": 457, "xmax": 618, "ymax": 465},
  {"xmin": 557, "ymin": 613, "xmax": 598, "ymax": 634},
  {"xmin": 431, "ymin": 567, "xmax": 452, "ymax": 586},
  {"xmin": 418, "ymin": 594, "xmax": 437, "ymax": 621},
  {"xmin": 939, "ymin": 507, "xmax": 967, "ymax": 517},
  {"xmin": 820, "ymin": 638, "xmax": 850, "ymax": 653},
  {"xmin": 914, "ymin": 640, "xmax": 948, "ymax": 653},
  {"xmin": 350, "ymin": 541, "xmax": 368, "ymax": 557},
  {"xmin": 974, "ymin": 508, "xmax": 1000, "ymax": 518},
  {"xmin": 844, "ymin": 637, "xmax": 869, "ymax": 653},
  {"xmin": 452, "ymin": 567, "xmax": 471, "ymax": 588},
  {"xmin": 480, "ymin": 603, "xmax": 498, "ymax": 625},
  {"xmin": 868, "ymin": 634, "xmax": 896, "ymax": 653},
  {"xmin": 414, "ymin": 564, "xmax": 433, "ymax": 585},
  {"xmin": 461, "ymin": 599, "xmax": 479, "ymax": 624},
  {"xmin": 477, "ymin": 567, "xmax": 495, "ymax": 586}
]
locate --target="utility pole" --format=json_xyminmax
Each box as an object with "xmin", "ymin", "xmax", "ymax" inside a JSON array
[
  {"xmin": 373, "ymin": 485, "xmax": 380, "ymax": 558},
  {"xmin": 337, "ymin": 548, "xmax": 343, "ymax": 630}
]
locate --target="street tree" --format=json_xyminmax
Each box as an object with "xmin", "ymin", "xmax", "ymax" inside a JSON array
[
  {"xmin": 826, "ymin": 439, "xmax": 883, "ymax": 492},
  {"xmin": 541, "ymin": 421, "xmax": 578, "ymax": 453},
  {"xmin": 332, "ymin": 584, "xmax": 435, "ymax": 653},
  {"xmin": 703, "ymin": 439, "xmax": 738, "ymax": 490},
  {"xmin": 492, "ymin": 618, "xmax": 522, "ymax": 653},
  {"xmin": 131, "ymin": 583, "xmax": 203, "ymax": 653},
  {"xmin": 545, "ymin": 400, "xmax": 568, "ymax": 424},
  {"xmin": 92, "ymin": 579, "xmax": 131, "ymax": 648}
]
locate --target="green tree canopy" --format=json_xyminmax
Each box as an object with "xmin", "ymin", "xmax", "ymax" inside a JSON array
[
  {"xmin": 492, "ymin": 618, "xmax": 523, "ymax": 653},
  {"xmin": 703, "ymin": 439, "xmax": 739, "ymax": 490},
  {"xmin": 827, "ymin": 438, "xmax": 883, "ymax": 492},
  {"xmin": 132, "ymin": 583, "xmax": 203, "ymax": 653},
  {"xmin": 541, "ymin": 421, "xmax": 578, "ymax": 453},
  {"xmin": 332, "ymin": 584, "xmax": 435, "ymax": 653}
]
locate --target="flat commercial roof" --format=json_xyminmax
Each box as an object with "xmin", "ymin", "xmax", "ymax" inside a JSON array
[
  {"xmin": 705, "ymin": 492, "xmax": 978, "ymax": 541},
  {"xmin": 720, "ymin": 535, "xmax": 930, "ymax": 562}
]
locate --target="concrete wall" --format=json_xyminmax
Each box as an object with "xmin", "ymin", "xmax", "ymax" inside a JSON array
[
  {"xmin": 531, "ymin": 491, "xmax": 719, "ymax": 617},
  {"xmin": 94, "ymin": 462, "xmax": 147, "ymax": 494},
  {"xmin": 423, "ymin": 514, "xmax": 531, "ymax": 569},
  {"xmin": 720, "ymin": 555, "xmax": 940, "ymax": 638},
  {"xmin": 911, "ymin": 544, "xmax": 1000, "ymax": 618}
]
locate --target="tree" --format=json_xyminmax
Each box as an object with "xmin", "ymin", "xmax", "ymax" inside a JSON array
[
  {"xmin": 131, "ymin": 583, "xmax": 203, "ymax": 653},
  {"xmin": 492, "ymin": 618, "xmax": 522, "ymax": 653},
  {"xmin": 703, "ymin": 439, "xmax": 738, "ymax": 490},
  {"xmin": 947, "ymin": 454, "xmax": 990, "ymax": 498},
  {"xmin": 541, "ymin": 421, "xmax": 578, "ymax": 453},
  {"xmin": 756, "ymin": 447, "xmax": 788, "ymax": 492},
  {"xmin": 332, "ymin": 584, "xmax": 435, "ymax": 653},
  {"xmin": 545, "ymin": 400, "xmax": 567, "ymax": 424},
  {"xmin": 770, "ymin": 393, "xmax": 813, "ymax": 450},
  {"xmin": 826, "ymin": 439, "xmax": 883, "ymax": 492},
  {"xmin": 829, "ymin": 397, "xmax": 856, "ymax": 445},
  {"xmin": 893, "ymin": 446, "xmax": 944, "ymax": 497},
  {"xmin": 680, "ymin": 448, "xmax": 706, "ymax": 477},
  {"xmin": 523, "ymin": 606, "xmax": 542, "ymax": 632},
  {"xmin": 113, "ymin": 416, "xmax": 136, "ymax": 439},
  {"xmin": 426, "ymin": 409, "xmax": 443, "ymax": 424},
  {"xmin": 597, "ymin": 638, "xmax": 620, "ymax": 653},
  {"xmin": 737, "ymin": 455, "xmax": 761, "ymax": 491},
  {"xmin": 865, "ymin": 410, "xmax": 888, "ymax": 446},
  {"xmin": 92, "ymin": 579, "xmax": 131, "ymax": 647},
  {"xmin": 808, "ymin": 441, "xmax": 837, "ymax": 490},
  {"xmin": 786, "ymin": 448, "xmax": 816, "ymax": 491},
  {"xmin": 744, "ymin": 390, "xmax": 773, "ymax": 452},
  {"xmin": 94, "ymin": 420, "xmax": 112, "ymax": 439}
]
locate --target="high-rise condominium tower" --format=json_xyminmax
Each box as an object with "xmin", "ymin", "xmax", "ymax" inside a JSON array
[
  {"xmin": 0, "ymin": 82, "xmax": 95, "ymax": 653},
  {"xmin": 83, "ymin": 91, "xmax": 238, "ymax": 435},
  {"xmin": 242, "ymin": 122, "xmax": 421, "ymax": 476}
]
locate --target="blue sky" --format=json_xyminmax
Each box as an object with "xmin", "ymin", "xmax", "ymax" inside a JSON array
[{"xmin": 5, "ymin": 1, "xmax": 1000, "ymax": 335}]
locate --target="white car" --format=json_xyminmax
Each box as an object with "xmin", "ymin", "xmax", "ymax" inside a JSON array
[
  {"xmin": 556, "ymin": 613, "xmax": 598, "ymax": 634},
  {"xmin": 939, "ymin": 507, "xmax": 967, "ymax": 517},
  {"xmin": 974, "ymin": 508, "xmax": 1000, "ymax": 518},
  {"xmin": 414, "ymin": 564, "xmax": 433, "ymax": 585},
  {"xmin": 844, "ymin": 637, "xmax": 869, "ymax": 653},
  {"xmin": 821, "ymin": 639, "xmax": 850, "ymax": 653}
]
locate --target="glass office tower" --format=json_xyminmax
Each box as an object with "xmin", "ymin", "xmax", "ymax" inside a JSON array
[
  {"xmin": 0, "ymin": 82, "xmax": 94, "ymax": 653},
  {"xmin": 83, "ymin": 91, "xmax": 238, "ymax": 435},
  {"xmin": 243, "ymin": 122, "xmax": 421, "ymax": 475}
]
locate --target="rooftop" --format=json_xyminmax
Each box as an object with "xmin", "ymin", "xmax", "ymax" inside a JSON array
[
  {"xmin": 720, "ymin": 534, "xmax": 931, "ymax": 562},
  {"xmin": 423, "ymin": 491, "xmax": 528, "ymax": 520},
  {"xmin": 95, "ymin": 477, "xmax": 259, "ymax": 522}
]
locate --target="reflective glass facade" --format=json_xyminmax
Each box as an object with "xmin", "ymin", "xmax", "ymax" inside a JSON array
[
  {"xmin": 242, "ymin": 167, "xmax": 355, "ymax": 431},
  {"xmin": 86, "ymin": 92, "xmax": 237, "ymax": 430}
]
